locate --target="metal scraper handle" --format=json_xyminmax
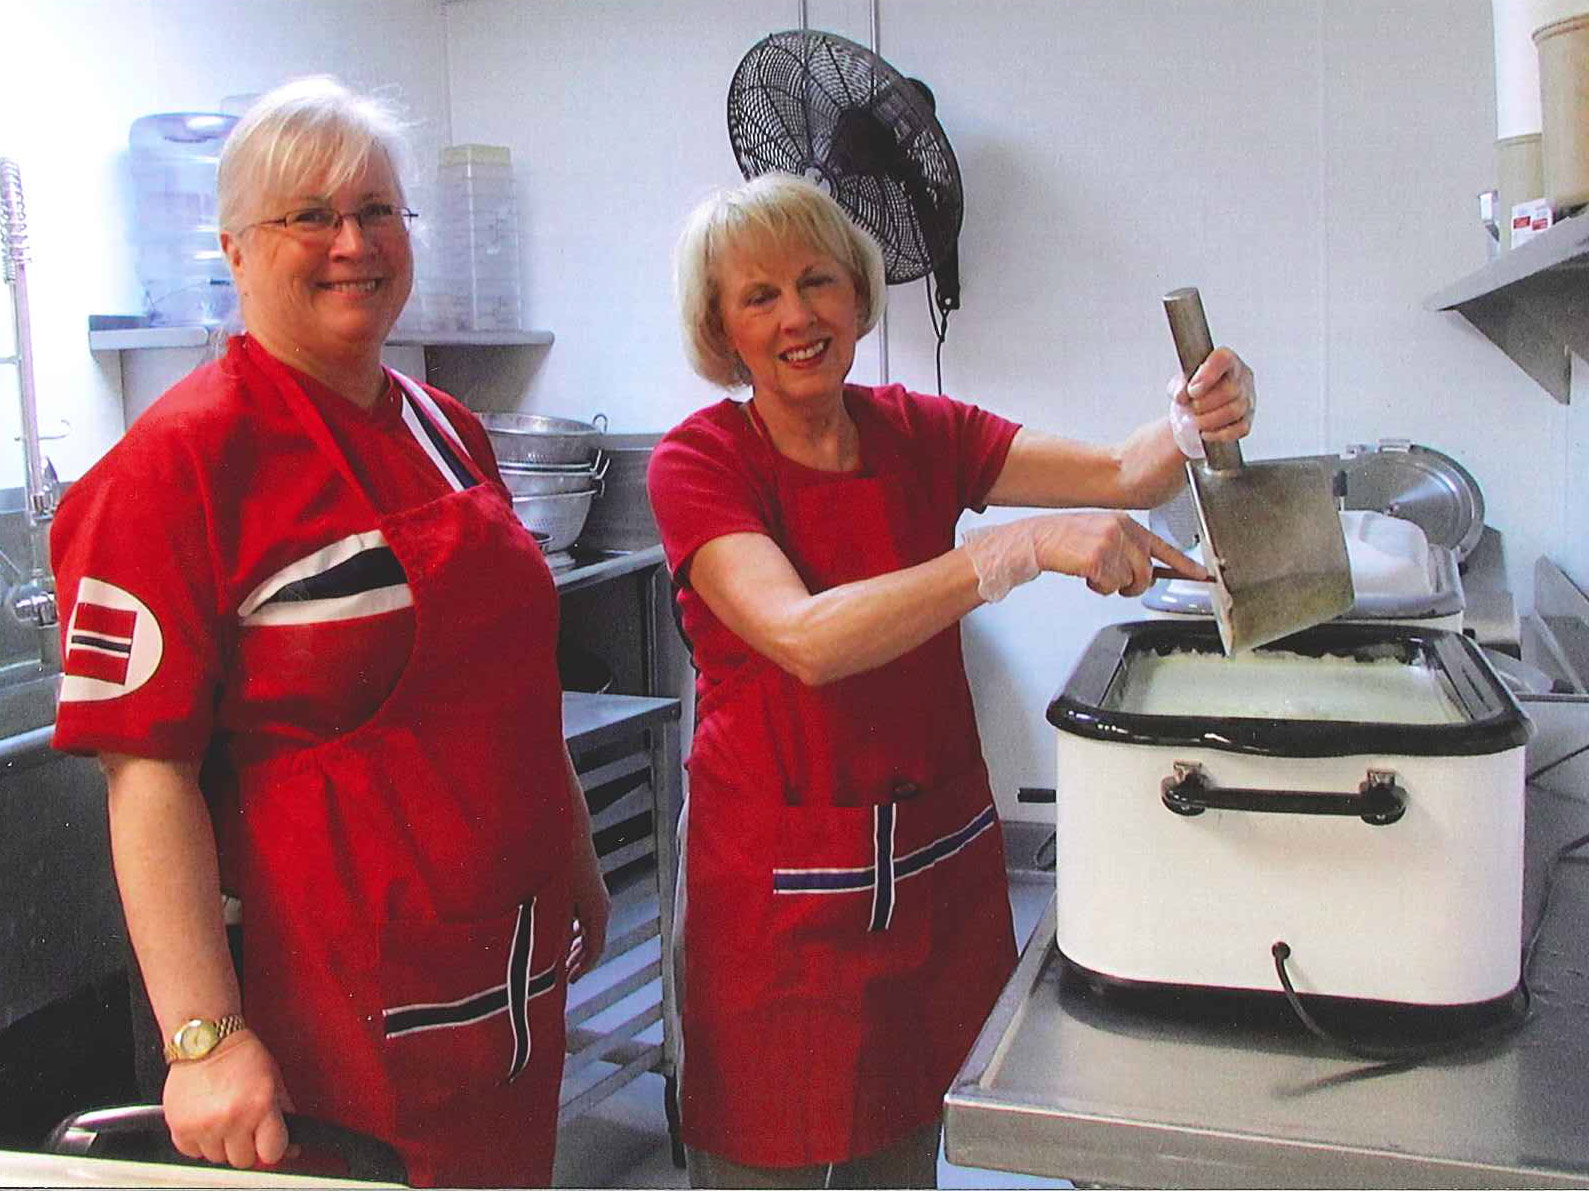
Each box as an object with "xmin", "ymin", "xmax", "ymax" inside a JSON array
[{"xmin": 1163, "ymin": 287, "xmax": 1242, "ymax": 473}]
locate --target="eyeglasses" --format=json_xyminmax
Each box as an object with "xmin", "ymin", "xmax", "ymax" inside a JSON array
[{"xmin": 250, "ymin": 202, "xmax": 418, "ymax": 240}]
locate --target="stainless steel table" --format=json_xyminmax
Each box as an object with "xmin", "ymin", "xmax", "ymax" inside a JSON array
[{"xmin": 946, "ymin": 696, "xmax": 1589, "ymax": 1188}]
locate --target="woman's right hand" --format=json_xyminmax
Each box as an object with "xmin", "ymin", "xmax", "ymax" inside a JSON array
[
  {"xmin": 1029, "ymin": 511, "xmax": 1206, "ymax": 596},
  {"xmin": 163, "ymin": 1029, "xmax": 296, "ymax": 1169},
  {"xmin": 964, "ymin": 511, "xmax": 1206, "ymax": 603}
]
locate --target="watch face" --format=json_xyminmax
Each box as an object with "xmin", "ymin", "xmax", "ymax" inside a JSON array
[{"xmin": 176, "ymin": 1019, "xmax": 219, "ymax": 1059}]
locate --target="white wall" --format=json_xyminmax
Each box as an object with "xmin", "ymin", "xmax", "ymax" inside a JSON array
[
  {"xmin": 7, "ymin": 1, "xmax": 1581, "ymax": 820},
  {"xmin": 0, "ymin": 0, "xmax": 451, "ymax": 483},
  {"xmin": 445, "ymin": 0, "xmax": 1575, "ymax": 817}
]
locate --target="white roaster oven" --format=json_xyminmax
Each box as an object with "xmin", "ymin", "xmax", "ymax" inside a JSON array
[{"xmin": 1047, "ymin": 620, "xmax": 1532, "ymax": 1011}]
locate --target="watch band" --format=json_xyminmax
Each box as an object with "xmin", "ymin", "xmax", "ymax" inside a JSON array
[{"xmin": 163, "ymin": 1014, "xmax": 247, "ymax": 1064}]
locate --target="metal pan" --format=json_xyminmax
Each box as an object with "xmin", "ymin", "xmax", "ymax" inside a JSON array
[{"xmin": 1163, "ymin": 287, "xmax": 1353, "ymax": 654}]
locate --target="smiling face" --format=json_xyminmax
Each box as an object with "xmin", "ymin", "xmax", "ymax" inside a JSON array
[
  {"xmin": 221, "ymin": 150, "xmax": 413, "ymax": 389},
  {"xmin": 715, "ymin": 233, "xmax": 862, "ymax": 413}
]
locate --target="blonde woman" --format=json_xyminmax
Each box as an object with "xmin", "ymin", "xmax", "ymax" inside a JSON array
[{"xmin": 649, "ymin": 172, "xmax": 1254, "ymax": 1188}]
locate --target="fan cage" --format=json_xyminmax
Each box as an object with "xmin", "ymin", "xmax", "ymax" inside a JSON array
[{"xmin": 728, "ymin": 28, "xmax": 963, "ymax": 287}]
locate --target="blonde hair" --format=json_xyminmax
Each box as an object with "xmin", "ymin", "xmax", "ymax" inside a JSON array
[
  {"xmin": 218, "ymin": 76, "xmax": 410, "ymax": 234},
  {"xmin": 675, "ymin": 173, "xmax": 887, "ymax": 388}
]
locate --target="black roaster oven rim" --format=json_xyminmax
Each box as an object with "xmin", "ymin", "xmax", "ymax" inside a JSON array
[{"xmin": 1046, "ymin": 620, "xmax": 1533, "ymax": 759}]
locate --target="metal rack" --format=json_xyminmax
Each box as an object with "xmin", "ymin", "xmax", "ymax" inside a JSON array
[{"xmin": 559, "ymin": 690, "xmax": 682, "ymax": 1131}]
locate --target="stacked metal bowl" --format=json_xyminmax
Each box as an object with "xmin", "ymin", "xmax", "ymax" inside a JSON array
[{"xmin": 482, "ymin": 413, "xmax": 609, "ymax": 562}]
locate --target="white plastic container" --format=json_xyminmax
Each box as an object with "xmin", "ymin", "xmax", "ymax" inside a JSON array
[
  {"xmin": 128, "ymin": 112, "xmax": 237, "ymax": 325},
  {"xmin": 434, "ymin": 144, "xmax": 523, "ymax": 331},
  {"xmin": 1536, "ymin": 13, "xmax": 1589, "ymax": 212}
]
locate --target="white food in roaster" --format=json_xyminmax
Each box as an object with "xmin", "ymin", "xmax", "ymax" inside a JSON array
[{"xmin": 1105, "ymin": 648, "xmax": 1465, "ymax": 724}]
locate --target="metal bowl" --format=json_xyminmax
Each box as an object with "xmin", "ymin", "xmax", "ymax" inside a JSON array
[
  {"xmin": 498, "ymin": 454, "xmax": 608, "ymax": 498},
  {"xmin": 482, "ymin": 412, "xmax": 608, "ymax": 467},
  {"xmin": 511, "ymin": 489, "xmax": 598, "ymax": 554}
]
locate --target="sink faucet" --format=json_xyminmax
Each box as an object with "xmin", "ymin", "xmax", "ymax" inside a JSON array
[{"xmin": 1, "ymin": 157, "xmax": 60, "ymax": 665}]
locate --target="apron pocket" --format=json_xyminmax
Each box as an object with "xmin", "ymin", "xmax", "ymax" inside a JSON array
[
  {"xmin": 379, "ymin": 901, "xmax": 567, "ymax": 1133},
  {"xmin": 769, "ymin": 778, "xmax": 1004, "ymax": 944},
  {"xmin": 770, "ymin": 802, "xmax": 903, "ymax": 943}
]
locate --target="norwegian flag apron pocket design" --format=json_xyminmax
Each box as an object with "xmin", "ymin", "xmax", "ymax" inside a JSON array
[
  {"xmin": 771, "ymin": 797, "xmax": 1000, "ymax": 939},
  {"xmin": 379, "ymin": 895, "xmax": 569, "ymax": 1133}
]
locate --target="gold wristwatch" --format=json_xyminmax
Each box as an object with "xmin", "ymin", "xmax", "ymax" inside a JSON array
[{"xmin": 164, "ymin": 1014, "xmax": 247, "ymax": 1064}]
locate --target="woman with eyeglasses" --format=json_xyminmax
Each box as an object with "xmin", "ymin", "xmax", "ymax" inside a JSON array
[{"xmin": 49, "ymin": 76, "xmax": 608, "ymax": 1187}]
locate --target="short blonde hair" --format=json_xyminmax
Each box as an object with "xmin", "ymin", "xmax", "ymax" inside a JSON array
[
  {"xmin": 675, "ymin": 173, "xmax": 888, "ymax": 389},
  {"xmin": 218, "ymin": 76, "xmax": 410, "ymax": 234}
]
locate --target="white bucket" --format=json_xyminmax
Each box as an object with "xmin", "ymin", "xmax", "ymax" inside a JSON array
[{"xmin": 1535, "ymin": 13, "xmax": 1589, "ymax": 210}]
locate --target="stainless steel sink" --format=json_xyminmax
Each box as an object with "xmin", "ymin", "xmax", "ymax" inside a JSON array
[{"xmin": 0, "ymin": 666, "xmax": 59, "ymax": 745}]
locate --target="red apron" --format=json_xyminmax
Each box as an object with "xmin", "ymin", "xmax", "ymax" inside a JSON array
[
  {"xmin": 220, "ymin": 348, "xmax": 572, "ymax": 1187},
  {"xmin": 679, "ymin": 400, "xmax": 1017, "ymax": 1168}
]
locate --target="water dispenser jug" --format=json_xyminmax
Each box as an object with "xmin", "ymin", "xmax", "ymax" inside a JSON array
[{"xmin": 128, "ymin": 112, "xmax": 238, "ymax": 326}]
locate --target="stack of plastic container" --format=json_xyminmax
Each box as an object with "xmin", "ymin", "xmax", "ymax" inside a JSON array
[
  {"xmin": 128, "ymin": 112, "xmax": 238, "ymax": 325},
  {"xmin": 423, "ymin": 143, "xmax": 523, "ymax": 333}
]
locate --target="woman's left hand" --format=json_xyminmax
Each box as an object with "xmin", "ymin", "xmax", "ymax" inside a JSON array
[
  {"xmin": 1168, "ymin": 346, "xmax": 1255, "ymax": 456},
  {"xmin": 567, "ymin": 848, "xmax": 611, "ymax": 982}
]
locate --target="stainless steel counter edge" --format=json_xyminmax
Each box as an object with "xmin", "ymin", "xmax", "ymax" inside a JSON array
[
  {"xmin": 553, "ymin": 544, "xmax": 665, "ymax": 593},
  {"xmin": 944, "ymin": 893, "xmax": 1586, "ymax": 1189},
  {"xmin": 0, "ymin": 723, "xmax": 54, "ymax": 767}
]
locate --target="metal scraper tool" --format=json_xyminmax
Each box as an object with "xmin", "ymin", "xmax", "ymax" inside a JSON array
[{"xmin": 1162, "ymin": 287, "xmax": 1353, "ymax": 654}]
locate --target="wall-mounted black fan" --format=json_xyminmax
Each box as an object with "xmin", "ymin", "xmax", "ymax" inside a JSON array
[{"xmin": 727, "ymin": 28, "xmax": 964, "ymax": 333}]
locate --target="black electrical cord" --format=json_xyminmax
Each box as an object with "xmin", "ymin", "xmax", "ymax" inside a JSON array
[
  {"xmin": 1528, "ymin": 739, "xmax": 1589, "ymax": 785},
  {"xmin": 924, "ymin": 273, "xmax": 950, "ymax": 394},
  {"xmin": 1271, "ymin": 826, "xmax": 1589, "ymax": 1064}
]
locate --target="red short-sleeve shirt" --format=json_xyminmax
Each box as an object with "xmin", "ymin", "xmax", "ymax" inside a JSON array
[
  {"xmin": 647, "ymin": 383, "xmax": 1019, "ymax": 700},
  {"xmin": 51, "ymin": 335, "xmax": 506, "ymax": 764}
]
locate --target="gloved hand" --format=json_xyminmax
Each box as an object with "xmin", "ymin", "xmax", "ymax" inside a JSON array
[
  {"xmin": 962, "ymin": 519, "xmax": 1041, "ymax": 603},
  {"xmin": 965, "ymin": 512, "xmax": 1207, "ymax": 603},
  {"xmin": 1167, "ymin": 345, "xmax": 1257, "ymax": 460}
]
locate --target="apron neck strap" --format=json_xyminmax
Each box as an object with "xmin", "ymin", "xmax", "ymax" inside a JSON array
[{"xmin": 237, "ymin": 336, "xmax": 383, "ymax": 517}]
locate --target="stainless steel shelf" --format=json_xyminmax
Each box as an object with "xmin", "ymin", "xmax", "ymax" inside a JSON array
[
  {"xmin": 552, "ymin": 545, "xmax": 665, "ymax": 594},
  {"xmin": 86, "ymin": 316, "xmax": 214, "ymax": 351},
  {"xmin": 390, "ymin": 329, "xmax": 553, "ymax": 347},
  {"xmin": 1425, "ymin": 211, "xmax": 1589, "ymax": 403},
  {"xmin": 87, "ymin": 315, "xmax": 554, "ymax": 352}
]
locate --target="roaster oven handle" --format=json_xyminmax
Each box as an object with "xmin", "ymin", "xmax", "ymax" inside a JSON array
[
  {"xmin": 45, "ymin": 1104, "xmax": 408, "ymax": 1184},
  {"xmin": 1160, "ymin": 761, "xmax": 1406, "ymax": 825}
]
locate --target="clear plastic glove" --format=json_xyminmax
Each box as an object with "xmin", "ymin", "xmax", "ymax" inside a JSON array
[
  {"xmin": 965, "ymin": 512, "xmax": 1208, "ymax": 602},
  {"xmin": 962, "ymin": 520, "xmax": 1041, "ymax": 603},
  {"xmin": 1166, "ymin": 345, "xmax": 1257, "ymax": 460}
]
